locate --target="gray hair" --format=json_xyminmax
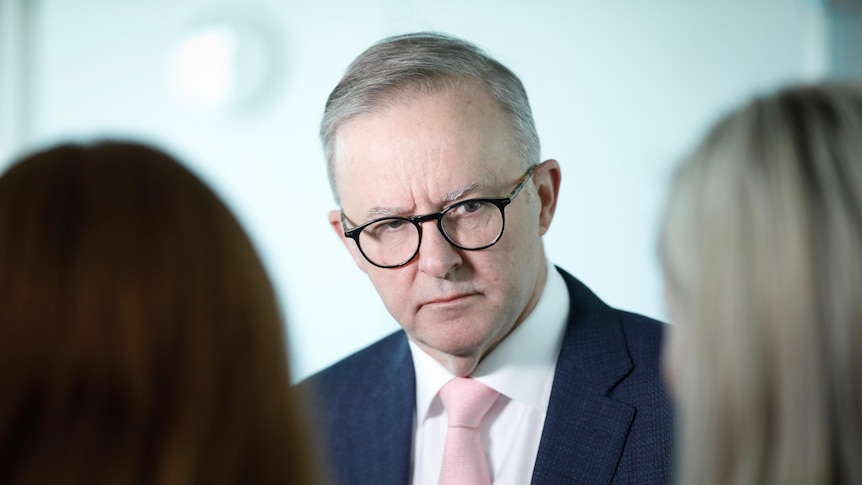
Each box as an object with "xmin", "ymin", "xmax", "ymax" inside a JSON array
[
  {"xmin": 660, "ymin": 83, "xmax": 862, "ymax": 485},
  {"xmin": 319, "ymin": 32, "xmax": 541, "ymax": 204}
]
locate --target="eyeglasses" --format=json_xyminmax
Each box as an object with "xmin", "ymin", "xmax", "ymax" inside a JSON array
[{"xmin": 341, "ymin": 164, "xmax": 537, "ymax": 269}]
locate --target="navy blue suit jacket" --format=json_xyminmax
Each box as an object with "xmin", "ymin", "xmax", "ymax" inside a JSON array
[{"xmin": 301, "ymin": 267, "xmax": 674, "ymax": 484}]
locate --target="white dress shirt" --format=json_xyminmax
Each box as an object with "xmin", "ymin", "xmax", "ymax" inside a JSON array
[{"xmin": 409, "ymin": 263, "xmax": 570, "ymax": 485}]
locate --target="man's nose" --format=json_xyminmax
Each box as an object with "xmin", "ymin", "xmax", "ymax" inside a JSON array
[{"xmin": 417, "ymin": 222, "xmax": 462, "ymax": 278}]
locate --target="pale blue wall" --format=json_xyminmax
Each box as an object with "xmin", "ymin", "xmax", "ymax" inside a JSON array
[{"xmin": 1, "ymin": 0, "xmax": 829, "ymax": 381}]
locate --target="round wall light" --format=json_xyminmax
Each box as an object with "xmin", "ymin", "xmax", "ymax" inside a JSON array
[{"xmin": 166, "ymin": 17, "xmax": 276, "ymax": 113}]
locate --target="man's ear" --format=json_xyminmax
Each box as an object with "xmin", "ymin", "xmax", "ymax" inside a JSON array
[
  {"xmin": 328, "ymin": 210, "xmax": 369, "ymax": 273},
  {"xmin": 534, "ymin": 159, "xmax": 561, "ymax": 236}
]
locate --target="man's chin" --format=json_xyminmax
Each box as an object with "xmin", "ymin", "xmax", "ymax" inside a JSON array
[{"xmin": 410, "ymin": 332, "xmax": 491, "ymax": 363}]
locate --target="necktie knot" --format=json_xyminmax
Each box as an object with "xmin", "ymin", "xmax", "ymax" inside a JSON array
[{"xmin": 439, "ymin": 377, "xmax": 499, "ymax": 429}]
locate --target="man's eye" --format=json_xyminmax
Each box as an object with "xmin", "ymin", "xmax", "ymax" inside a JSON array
[
  {"xmin": 367, "ymin": 218, "xmax": 409, "ymax": 235},
  {"xmin": 451, "ymin": 200, "xmax": 485, "ymax": 215},
  {"xmin": 384, "ymin": 219, "xmax": 406, "ymax": 229}
]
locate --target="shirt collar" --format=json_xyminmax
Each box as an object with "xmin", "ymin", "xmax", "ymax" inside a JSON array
[{"xmin": 411, "ymin": 262, "xmax": 570, "ymax": 422}]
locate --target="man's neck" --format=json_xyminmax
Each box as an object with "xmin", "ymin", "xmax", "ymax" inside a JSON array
[{"xmin": 411, "ymin": 340, "xmax": 483, "ymax": 377}]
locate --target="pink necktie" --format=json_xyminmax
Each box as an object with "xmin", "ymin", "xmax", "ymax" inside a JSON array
[{"xmin": 438, "ymin": 377, "xmax": 500, "ymax": 485}]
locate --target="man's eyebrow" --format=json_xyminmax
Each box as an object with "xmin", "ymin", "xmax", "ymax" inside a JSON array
[
  {"xmin": 440, "ymin": 181, "xmax": 483, "ymax": 204},
  {"xmin": 361, "ymin": 177, "xmax": 493, "ymax": 219},
  {"xmin": 442, "ymin": 170, "xmax": 500, "ymax": 203},
  {"xmin": 364, "ymin": 206, "xmax": 405, "ymax": 218}
]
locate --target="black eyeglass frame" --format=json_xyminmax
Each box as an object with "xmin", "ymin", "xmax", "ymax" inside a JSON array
[{"xmin": 341, "ymin": 164, "xmax": 537, "ymax": 269}]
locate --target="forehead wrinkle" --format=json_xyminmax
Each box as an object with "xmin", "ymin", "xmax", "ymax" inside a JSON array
[{"xmin": 363, "ymin": 172, "xmax": 418, "ymax": 219}]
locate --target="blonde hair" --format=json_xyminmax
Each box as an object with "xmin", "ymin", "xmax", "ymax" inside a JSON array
[{"xmin": 660, "ymin": 83, "xmax": 862, "ymax": 484}]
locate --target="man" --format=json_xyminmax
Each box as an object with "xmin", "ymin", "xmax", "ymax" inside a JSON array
[{"xmin": 302, "ymin": 32, "xmax": 673, "ymax": 485}]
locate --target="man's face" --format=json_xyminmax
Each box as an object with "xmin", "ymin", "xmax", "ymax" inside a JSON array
[{"xmin": 329, "ymin": 80, "xmax": 558, "ymax": 375}]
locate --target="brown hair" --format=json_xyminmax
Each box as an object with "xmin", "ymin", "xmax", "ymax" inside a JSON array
[
  {"xmin": 0, "ymin": 141, "xmax": 323, "ymax": 484},
  {"xmin": 660, "ymin": 83, "xmax": 862, "ymax": 484}
]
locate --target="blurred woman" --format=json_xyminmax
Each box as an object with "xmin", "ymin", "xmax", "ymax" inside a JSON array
[
  {"xmin": 660, "ymin": 83, "xmax": 862, "ymax": 484},
  {"xmin": 0, "ymin": 141, "xmax": 323, "ymax": 484}
]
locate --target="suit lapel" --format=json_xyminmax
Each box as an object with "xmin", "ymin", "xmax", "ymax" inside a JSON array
[
  {"xmin": 531, "ymin": 269, "xmax": 636, "ymax": 485},
  {"xmin": 346, "ymin": 333, "xmax": 415, "ymax": 485}
]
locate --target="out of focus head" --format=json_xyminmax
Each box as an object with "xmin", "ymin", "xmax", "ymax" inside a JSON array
[
  {"xmin": 0, "ymin": 141, "xmax": 319, "ymax": 484},
  {"xmin": 660, "ymin": 84, "xmax": 862, "ymax": 484}
]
